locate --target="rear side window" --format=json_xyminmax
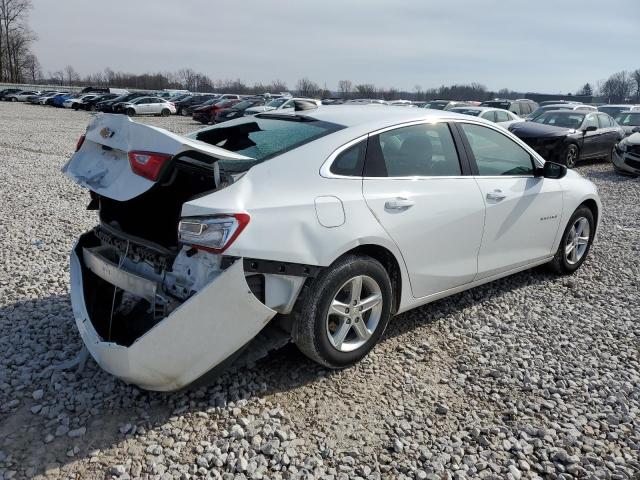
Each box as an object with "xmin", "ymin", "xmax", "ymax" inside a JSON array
[
  {"xmin": 597, "ymin": 114, "xmax": 612, "ymax": 128},
  {"xmin": 495, "ymin": 110, "xmax": 510, "ymax": 122},
  {"xmin": 194, "ymin": 117, "xmax": 344, "ymax": 172},
  {"xmin": 365, "ymin": 123, "xmax": 462, "ymax": 177},
  {"xmin": 510, "ymin": 103, "xmax": 521, "ymax": 115},
  {"xmin": 481, "ymin": 111, "xmax": 497, "ymax": 122},
  {"xmin": 330, "ymin": 140, "xmax": 366, "ymax": 176},
  {"xmin": 459, "ymin": 123, "xmax": 534, "ymax": 176}
]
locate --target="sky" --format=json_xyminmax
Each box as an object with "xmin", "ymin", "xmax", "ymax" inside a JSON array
[{"xmin": 29, "ymin": 0, "xmax": 639, "ymax": 94}]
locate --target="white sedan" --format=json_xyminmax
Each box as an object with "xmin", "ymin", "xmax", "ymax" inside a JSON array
[
  {"xmin": 449, "ymin": 106, "xmax": 524, "ymax": 128},
  {"xmin": 63, "ymin": 105, "xmax": 601, "ymax": 390},
  {"xmin": 117, "ymin": 96, "xmax": 176, "ymax": 116}
]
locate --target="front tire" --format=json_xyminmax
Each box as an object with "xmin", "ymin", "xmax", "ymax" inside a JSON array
[
  {"xmin": 549, "ymin": 206, "xmax": 595, "ymax": 274},
  {"xmin": 161, "ymin": 108, "xmax": 170, "ymax": 117},
  {"xmin": 293, "ymin": 255, "xmax": 392, "ymax": 369},
  {"xmin": 564, "ymin": 144, "xmax": 579, "ymax": 168},
  {"xmin": 126, "ymin": 108, "xmax": 135, "ymax": 117}
]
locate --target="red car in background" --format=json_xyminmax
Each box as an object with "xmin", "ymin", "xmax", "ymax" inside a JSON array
[{"xmin": 192, "ymin": 99, "xmax": 241, "ymax": 124}]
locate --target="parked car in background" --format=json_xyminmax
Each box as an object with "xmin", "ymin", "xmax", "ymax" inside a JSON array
[
  {"xmin": 612, "ymin": 132, "xmax": 640, "ymax": 176},
  {"xmin": 214, "ymin": 98, "xmax": 266, "ymax": 123},
  {"xmin": 63, "ymin": 105, "xmax": 601, "ymax": 390},
  {"xmin": 52, "ymin": 93, "xmax": 75, "ymax": 107},
  {"xmin": 597, "ymin": 104, "xmax": 640, "ymax": 117},
  {"xmin": 192, "ymin": 98, "xmax": 241, "ymax": 124},
  {"xmin": 64, "ymin": 94, "xmax": 100, "ymax": 109},
  {"xmin": 509, "ymin": 110, "xmax": 624, "ymax": 167},
  {"xmin": 613, "ymin": 111, "xmax": 640, "ymax": 137},
  {"xmin": 96, "ymin": 92, "xmax": 147, "ymax": 113},
  {"xmin": 175, "ymin": 94, "xmax": 220, "ymax": 115},
  {"xmin": 80, "ymin": 93, "xmax": 119, "ymax": 111},
  {"xmin": 0, "ymin": 88, "xmax": 21, "ymax": 100},
  {"xmin": 538, "ymin": 100, "xmax": 583, "ymax": 106},
  {"xmin": 344, "ymin": 99, "xmax": 388, "ymax": 105},
  {"xmin": 183, "ymin": 98, "xmax": 220, "ymax": 117},
  {"xmin": 245, "ymin": 97, "xmax": 320, "ymax": 115},
  {"xmin": 421, "ymin": 100, "xmax": 471, "ymax": 110},
  {"xmin": 44, "ymin": 92, "xmax": 70, "ymax": 106},
  {"xmin": 528, "ymin": 103, "xmax": 597, "ymax": 121},
  {"xmin": 117, "ymin": 97, "xmax": 176, "ymax": 116},
  {"xmin": 4, "ymin": 90, "xmax": 40, "ymax": 102},
  {"xmin": 480, "ymin": 99, "xmax": 538, "ymax": 117},
  {"xmin": 449, "ymin": 106, "xmax": 524, "ymax": 128}
]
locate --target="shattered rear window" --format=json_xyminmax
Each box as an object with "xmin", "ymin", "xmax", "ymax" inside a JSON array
[{"xmin": 192, "ymin": 116, "xmax": 345, "ymax": 172}]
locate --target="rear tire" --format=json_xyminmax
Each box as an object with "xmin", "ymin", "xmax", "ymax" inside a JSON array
[
  {"xmin": 606, "ymin": 144, "xmax": 616, "ymax": 162},
  {"xmin": 548, "ymin": 206, "xmax": 595, "ymax": 275},
  {"xmin": 564, "ymin": 144, "xmax": 579, "ymax": 168},
  {"xmin": 126, "ymin": 108, "xmax": 135, "ymax": 117},
  {"xmin": 293, "ymin": 255, "xmax": 393, "ymax": 369}
]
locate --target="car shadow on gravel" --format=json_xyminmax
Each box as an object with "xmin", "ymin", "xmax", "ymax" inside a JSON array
[{"xmin": 0, "ymin": 265, "xmax": 559, "ymax": 476}]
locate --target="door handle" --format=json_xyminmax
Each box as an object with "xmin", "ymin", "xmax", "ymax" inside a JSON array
[
  {"xmin": 385, "ymin": 197, "xmax": 415, "ymax": 210},
  {"xmin": 486, "ymin": 189, "xmax": 507, "ymax": 201}
]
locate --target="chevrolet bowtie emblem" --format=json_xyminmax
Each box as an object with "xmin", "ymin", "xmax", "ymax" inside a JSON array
[{"xmin": 100, "ymin": 127, "xmax": 115, "ymax": 138}]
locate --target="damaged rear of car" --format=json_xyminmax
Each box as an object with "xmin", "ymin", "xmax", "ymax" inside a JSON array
[{"xmin": 64, "ymin": 112, "xmax": 344, "ymax": 391}]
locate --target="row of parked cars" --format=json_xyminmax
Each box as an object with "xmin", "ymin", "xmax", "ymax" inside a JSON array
[{"xmin": 3, "ymin": 86, "xmax": 640, "ymax": 175}]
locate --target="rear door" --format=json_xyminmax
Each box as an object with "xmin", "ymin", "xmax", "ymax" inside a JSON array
[
  {"xmin": 597, "ymin": 113, "xmax": 618, "ymax": 155},
  {"xmin": 361, "ymin": 121, "xmax": 485, "ymax": 298},
  {"xmin": 580, "ymin": 113, "xmax": 602, "ymax": 158},
  {"xmin": 456, "ymin": 122, "xmax": 563, "ymax": 278}
]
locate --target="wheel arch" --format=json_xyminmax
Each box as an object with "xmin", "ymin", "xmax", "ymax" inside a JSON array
[{"xmin": 580, "ymin": 198, "xmax": 599, "ymax": 230}]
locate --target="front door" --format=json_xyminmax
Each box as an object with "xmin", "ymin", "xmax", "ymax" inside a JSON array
[
  {"xmin": 456, "ymin": 122, "xmax": 563, "ymax": 278},
  {"xmin": 362, "ymin": 122, "xmax": 485, "ymax": 298}
]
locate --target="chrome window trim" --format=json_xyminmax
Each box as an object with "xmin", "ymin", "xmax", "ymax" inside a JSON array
[{"xmin": 320, "ymin": 117, "xmax": 545, "ymax": 180}]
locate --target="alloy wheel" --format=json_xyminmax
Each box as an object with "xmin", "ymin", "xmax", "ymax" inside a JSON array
[
  {"xmin": 566, "ymin": 145, "xmax": 578, "ymax": 168},
  {"xmin": 326, "ymin": 275, "xmax": 383, "ymax": 352},
  {"xmin": 565, "ymin": 217, "xmax": 590, "ymax": 265}
]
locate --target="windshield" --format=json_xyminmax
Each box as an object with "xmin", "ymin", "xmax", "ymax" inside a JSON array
[
  {"xmin": 450, "ymin": 108, "xmax": 481, "ymax": 116},
  {"xmin": 192, "ymin": 116, "xmax": 345, "ymax": 172},
  {"xmin": 266, "ymin": 98, "xmax": 287, "ymax": 108},
  {"xmin": 532, "ymin": 112, "xmax": 585, "ymax": 129},
  {"xmin": 614, "ymin": 112, "xmax": 640, "ymax": 126},
  {"xmin": 599, "ymin": 106, "xmax": 629, "ymax": 116},
  {"xmin": 423, "ymin": 101, "xmax": 449, "ymax": 110},
  {"xmin": 232, "ymin": 100, "xmax": 255, "ymax": 110}
]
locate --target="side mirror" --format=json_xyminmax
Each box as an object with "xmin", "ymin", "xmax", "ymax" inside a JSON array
[
  {"xmin": 632, "ymin": 126, "xmax": 640, "ymax": 133},
  {"xmin": 583, "ymin": 125, "xmax": 597, "ymax": 133},
  {"xmin": 536, "ymin": 161, "xmax": 567, "ymax": 179}
]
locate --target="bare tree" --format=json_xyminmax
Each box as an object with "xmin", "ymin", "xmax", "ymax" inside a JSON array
[
  {"xmin": 337, "ymin": 79, "xmax": 352, "ymax": 98},
  {"xmin": 577, "ymin": 83, "xmax": 593, "ymax": 96},
  {"xmin": 354, "ymin": 84, "xmax": 376, "ymax": 97},
  {"xmin": 0, "ymin": 0, "xmax": 36, "ymax": 82},
  {"xmin": 600, "ymin": 71, "xmax": 634, "ymax": 103},
  {"xmin": 64, "ymin": 64, "xmax": 80, "ymax": 85},
  {"xmin": 632, "ymin": 69, "xmax": 640, "ymax": 101},
  {"xmin": 22, "ymin": 51, "xmax": 39, "ymax": 82},
  {"xmin": 296, "ymin": 77, "xmax": 321, "ymax": 98}
]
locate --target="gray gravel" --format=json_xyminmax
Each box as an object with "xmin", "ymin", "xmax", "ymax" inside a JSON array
[{"xmin": 0, "ymin": 102, "xmax": 638, "ymax": 479}]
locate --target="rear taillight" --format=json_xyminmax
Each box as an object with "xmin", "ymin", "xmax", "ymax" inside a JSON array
[
  {"xmin": 128, "ymin": 151, "xmax": 172, "ymax": 181},
  {"xmin": 178, "ymin": 214, "xmax": 250, "ymax": 253},
  {"xmin": 75, "ymin": 134, "xmax": 86, "ymax": 152}
]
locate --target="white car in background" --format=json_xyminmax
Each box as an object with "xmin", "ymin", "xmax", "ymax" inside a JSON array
[
  {"xmin": 449, "ymin": 106, "xmax": 524, "ymax": 128},
  {"xmin": 116, "ymin": 96, "xmax": 176, "ymax": 116},
  {"xmin": 63, "ymin": 105, "xmax": 601, "ymax": 391},
  {"xmin": 244, "ymin": 97, "xmax": 318, "ymax": 115}
]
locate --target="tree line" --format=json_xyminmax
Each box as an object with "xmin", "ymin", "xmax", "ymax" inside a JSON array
[{"xmin": 2, "ymin": 1, "xmax": 640, "ymax": 103}]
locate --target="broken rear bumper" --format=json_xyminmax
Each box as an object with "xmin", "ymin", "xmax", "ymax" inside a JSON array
[{"xmin": 69, "ymin": 236, "xmax": 276, "ymax": 391}]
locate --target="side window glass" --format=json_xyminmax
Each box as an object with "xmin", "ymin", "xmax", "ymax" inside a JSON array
[
  {"xmin": 598, "ymin": 114, "xmax": 611, "ymax": 128},
  {"xmin": 510, "ymin": 103, "xmax": 521, "ymax": 115},
  {"xmin": 459, "ymin": 123, "xmax": 534, "ymax": 176},
  {"xmin": 330, "ymin": 140, "xmax": 366, "ymax": 176},
  {"xmin": 583, "ymin": 114, "xmax": 598, "ymax": 129},
  {"xmin": 282, "ymin": 101, "xmax": 293, "ymax": 109},
  {"xmin": 495, "ymin": 111, "xmax": 510, "ymax": 122},
  {"xmin": 481, "ymin": 111, "xmax": 496, "ymax": 122},
  {"xmin": 365, "ymin": 123, "xmax": 461, "ymax": 177}
]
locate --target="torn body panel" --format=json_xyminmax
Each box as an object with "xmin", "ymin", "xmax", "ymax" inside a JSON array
[{"xmin": 70, "ymin": 232, "xmax": 277, "ymax": 391}]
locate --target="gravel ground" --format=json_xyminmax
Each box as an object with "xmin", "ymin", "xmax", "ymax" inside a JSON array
[{"xmin": 0, "ymin": 102, "xmax": 638, "ymax": 480}]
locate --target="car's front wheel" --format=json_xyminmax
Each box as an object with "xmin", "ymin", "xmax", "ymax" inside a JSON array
[
  {"xmin": 161, "ymin": 108, "xmax": 170, "ymax": 117},
  {"xmin": 293, "ymin": 255, "xmax": 393, "ymax": 369},
  {"xmin": 564, "ymin": 144, "xmax": 579, "ymax": 168},
  {"xmin": 549, "ymin": 206, "xmax": 595, "ymax": 274},
  {"xmin": 126, "ymin": 108, "xmax": 136, "ymax": 117}
]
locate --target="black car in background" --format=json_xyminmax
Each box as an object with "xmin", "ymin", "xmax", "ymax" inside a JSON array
[
  {"xmin": 96, "ymin": 92, "xmax": 146, "ymax": 113},
  {"xmin": 509, "ymin": 110, "xmax": 624, "ymax": 168},
  {"xmin": 80, "ymin": 93, "xmax": 119, "ymax": 111},
  {"xmin": 174, "ymin": 94, "xmax": 218, "ymax": 116},
  {"xmin": 214, "ymin": 98, "xmax": 266, "ymax": 123}
]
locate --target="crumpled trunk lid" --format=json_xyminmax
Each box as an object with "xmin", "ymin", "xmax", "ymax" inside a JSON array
[{"xmin": 62, "ymin": 113, "xmax": 252, "ymax": 202}]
